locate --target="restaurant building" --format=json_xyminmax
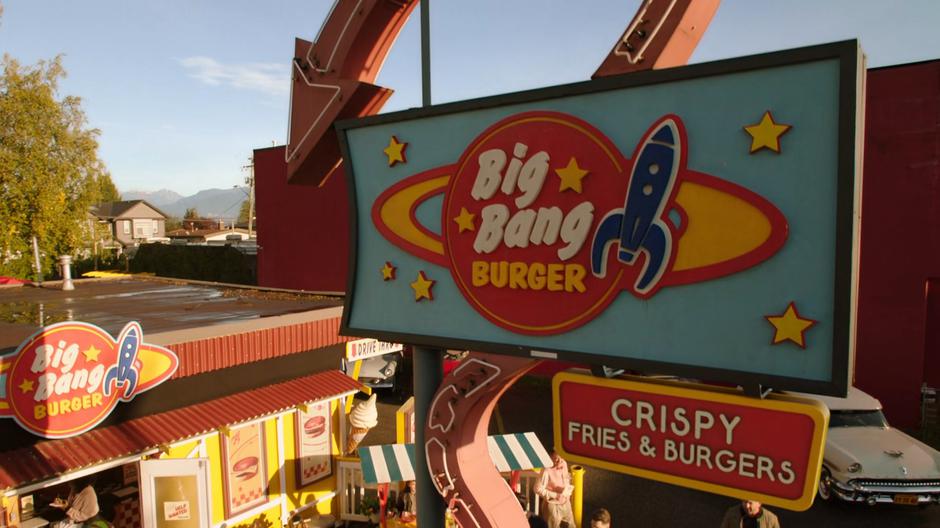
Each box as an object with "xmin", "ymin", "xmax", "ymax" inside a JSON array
[{"xmin": 0, "ymin": 278, "xmax": 364, "ymax": 527}]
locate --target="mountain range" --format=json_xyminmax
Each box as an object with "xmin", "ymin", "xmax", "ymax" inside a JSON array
[{"xmin": 123, "ymin": 187, "xmax": 250, "ymax": 220}]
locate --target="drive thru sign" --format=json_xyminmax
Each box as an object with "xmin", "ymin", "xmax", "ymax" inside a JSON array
[{"xmin": 553, "ymin": 372, "xmax": 829, "ymax": 511}]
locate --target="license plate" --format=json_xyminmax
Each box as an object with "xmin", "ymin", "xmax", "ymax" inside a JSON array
[{"xmin": 893, "ymin": 494, "xmax": 918, "ymax": 505}]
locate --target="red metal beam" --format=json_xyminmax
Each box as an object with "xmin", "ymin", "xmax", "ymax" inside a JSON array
[
  {"xmin": 286, "ymin": 0, "xmax": 418, "ymax": 186},
  {"xmin": 593, "ymin": 0, "xmax": 720, "ymax": 78}
]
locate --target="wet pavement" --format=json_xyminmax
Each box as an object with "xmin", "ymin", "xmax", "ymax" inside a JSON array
[{"xmin": 0, "ymin": 277, "xmax": 342, "ymax": 351}]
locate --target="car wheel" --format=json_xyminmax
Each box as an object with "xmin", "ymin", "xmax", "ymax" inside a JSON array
[{"xmin": 818, "ymin": 468, "xmax": 833, "ymax": 502}]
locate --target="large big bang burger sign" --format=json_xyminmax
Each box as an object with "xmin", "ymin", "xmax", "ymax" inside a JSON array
[
  {"xmin": 372, "ymin": 111, "xmax": 787, "ymax": 335},
  {"xmin": 0, "ymin": 321, "xmax": 178, "ymax": 438}
]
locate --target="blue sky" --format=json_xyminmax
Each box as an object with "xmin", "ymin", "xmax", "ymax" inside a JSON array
[{"xmin": 1, "ymin": 0, "xmax": 938, "ymax": 196}]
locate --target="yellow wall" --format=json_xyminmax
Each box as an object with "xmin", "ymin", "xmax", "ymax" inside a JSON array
[{"xmin": 165, "ymin": 397, "xmax": 346, "ymax": 527}]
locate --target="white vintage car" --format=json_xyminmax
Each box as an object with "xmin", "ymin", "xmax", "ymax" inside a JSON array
[{"xmin": 799, "ymin": 387, "xmax": 940, "ymax": 506}]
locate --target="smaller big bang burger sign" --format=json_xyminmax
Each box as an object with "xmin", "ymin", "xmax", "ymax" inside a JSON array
[{"xmin": 0, "ymin": 321, "xmax": 178, "ymax": 438}]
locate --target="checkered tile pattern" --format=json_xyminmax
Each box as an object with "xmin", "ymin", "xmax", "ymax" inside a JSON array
[
  {"xmin": 112, "ymin": 497, "xmax": 141, "ymax": 528},
  {"xmin": 234, "ymin": 488, "xmax": 263, "ymax": 507},
  {"xmin": 303, "ymin": 461, "xmax": 329, "ymax": 479}
]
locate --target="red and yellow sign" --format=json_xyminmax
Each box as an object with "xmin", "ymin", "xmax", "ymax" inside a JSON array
[
  {"xmin": 0, "ymin": 321, "xmax": 178, "ymax": 438},
  {"xmin": 552, "ymin": 372, "xmax": 828, "ymax": 511},
  {"xmin": 373, "ymin": 111, "xmax": 788, "ymax": 335}
]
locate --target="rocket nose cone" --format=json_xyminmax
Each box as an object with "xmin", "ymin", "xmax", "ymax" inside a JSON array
[{"xmin": 651, "ymin": 122, "xmax": 676, "ymax": 145}]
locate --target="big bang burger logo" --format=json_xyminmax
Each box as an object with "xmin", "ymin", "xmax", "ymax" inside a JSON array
[
  {"xmin": 0, "ymin": 321, "xmax": 178, "ymax": 438},
  {"xmin": 373, "ymin": 111, "xmax": 788, "ymax": 335}
]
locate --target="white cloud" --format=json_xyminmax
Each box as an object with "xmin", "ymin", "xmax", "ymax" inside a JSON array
[{"xmin": 179, "ymin": 56, "xmax": 288, "ymax": 96}]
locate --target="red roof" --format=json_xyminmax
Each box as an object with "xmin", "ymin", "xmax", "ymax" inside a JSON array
[{"xmin": 0, "ymin": 370, "xmax": 362, "ymax": 492}]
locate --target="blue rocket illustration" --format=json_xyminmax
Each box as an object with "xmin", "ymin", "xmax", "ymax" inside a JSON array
[
  {"xmin": 104, "ymin": 322, "xmax": 141, "ymax": 400},
  {"xmin": 591, "ymin": 117, "xmax": 682, "ymax": 296}
]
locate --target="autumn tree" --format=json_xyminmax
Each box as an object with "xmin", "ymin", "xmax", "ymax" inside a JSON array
[
  {"xmin": 0, "ymin": 54, "xmax": 112, "ymax": 279},
  {"xmin": 96, "ymin": 172, "xmax": 121, "ymax": 202},
  {"xmin": 237, "ymin": 198, "xmax": 259, "ymax": 229}
]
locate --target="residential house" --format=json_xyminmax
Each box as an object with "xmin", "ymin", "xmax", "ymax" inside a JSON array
[
  {"xmin": 91, "ymin": 200, "xmax": 169, "ymax": 248},
  {"xmin": 180, "ymin": 218, "xmax": 227, "ymax": 231},
  {"xmin": 166, "ymin": 227, "xmax": 253, "ymax": 244}
]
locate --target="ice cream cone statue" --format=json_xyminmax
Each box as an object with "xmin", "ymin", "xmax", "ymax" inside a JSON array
[{"xmin": 346, "ymin": 393, "xmax": 379, "ymax": 455}]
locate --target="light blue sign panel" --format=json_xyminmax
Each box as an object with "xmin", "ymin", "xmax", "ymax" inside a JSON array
[{"xmin": 338, "ymin": 41, "xmax": 862, "ymax": 396}]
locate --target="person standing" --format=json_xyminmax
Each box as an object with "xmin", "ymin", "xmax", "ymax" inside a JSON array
[
  {"xmin": 590, "ymin": 508, "xmax": 611, "ymax": 528},
  {"xmin": 49, "ymin": 478, "xmax": 99, "ymax": 528},
  {"xmin": 534, "ymin": 451, "xmax": 575, "ymax": 528},
  {"xmin": 398, "ymin": 480, "xmax": 417, "ymax": 522},
  {"xmin": 720, "ymin": 499, "xmax": 780, "ymax": 528}
]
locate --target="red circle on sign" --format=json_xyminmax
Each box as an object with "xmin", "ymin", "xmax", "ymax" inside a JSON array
[
  {"xmin": 444, "ymin": 112, "xmax": 631, "ymax": 335},
  {"xmin": 7, "ymin": 324, "xmax": 121, "ymax": 438}
]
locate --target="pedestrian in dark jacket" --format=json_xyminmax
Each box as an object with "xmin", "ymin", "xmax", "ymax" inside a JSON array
[{"xmin": 720, "ymin": 499, "xmax": 780, "ymax": 528}]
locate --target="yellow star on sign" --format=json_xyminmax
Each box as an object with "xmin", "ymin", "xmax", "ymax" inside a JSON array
[
  {"xmin": 744, "ymin": 111, "xmax": 792, "ymax": 153},
  {"xmin": 765, "ymin": 302, "xmax": 817, "ymax": 348},
  {"xmin": 383, "ymin": 135, "xmax": 407, "ymax": 166},
  {"xmin": 18, "ymin": 379, "xmax": 34, "ymax": 394},
  {"xmin": 381, "ymin": 261, "xmax": 396, "ymax": 281},
  {"xmin": 410, "ymin": 271, "xmax": 435, "ymax": 302},
  {"xmin": 83, "ymin": 345, "xmax": 102, "ymax": 362},
  {"xmin": 555, "ymin": 157, "xmax": 589, "ymax": 193},
  {"xmin": 453, "ymin": 207, "xmax": 476, "ymax": 233}
]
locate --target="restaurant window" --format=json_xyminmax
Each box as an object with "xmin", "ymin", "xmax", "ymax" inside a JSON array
[{"xmin": 139, "ymin": 458, "xmax": 212, "ymax": 528}]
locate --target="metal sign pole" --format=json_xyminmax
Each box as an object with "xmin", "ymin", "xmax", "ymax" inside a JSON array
[{"xmin": 414, "ymin": 2, "xmax": 445, "ymax": 526}]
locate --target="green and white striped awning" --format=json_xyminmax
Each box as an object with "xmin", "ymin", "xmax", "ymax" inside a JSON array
[
  {"xmin": 358, "ymin": 432, "xmax": 551, "ymax": 484},
  {"xmin": 359, "ymin": 443, "xmax": 417, "ymax": 484},
  {"xmin": 487, "ymin": 432, "xmax": 552, "ymax": 472}
]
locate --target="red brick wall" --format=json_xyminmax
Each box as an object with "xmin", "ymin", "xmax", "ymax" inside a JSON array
[
  {"xmin": 254, "ymin": 146, "xmax": 349, "ymax": 292},
  {"xmin": 856, "ymin": 60, "xmax": 940, "ymax": 427}
]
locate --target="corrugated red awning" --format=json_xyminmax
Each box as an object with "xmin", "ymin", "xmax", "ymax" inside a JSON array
[{"xmin": 0, "ymin": 370, "xmax": 363, "ymax": 492}]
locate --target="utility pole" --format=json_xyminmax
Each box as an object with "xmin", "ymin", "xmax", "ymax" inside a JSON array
[{"xmin": 242, "ymin": 157, "xmax": 255, "ymax": 238}]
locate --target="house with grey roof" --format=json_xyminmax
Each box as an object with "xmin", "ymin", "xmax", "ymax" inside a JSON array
[{"xmin": 90, "ymin": 200, "xmax": 169, "ymax": 247}]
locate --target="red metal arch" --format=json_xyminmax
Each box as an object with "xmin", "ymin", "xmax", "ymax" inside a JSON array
[
  {"xmin": 286, "ymin": 0, "xmax": 418, "ymax": 186},
  {"xmin": 285, "ymin": 0, "xmax": 720, "ymax": 187}
]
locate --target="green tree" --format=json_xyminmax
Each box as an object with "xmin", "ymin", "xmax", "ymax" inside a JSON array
[
  {"xmin": 165, "ymin": 217, "xmax": 183, "ymax": 232},
  {"xmin": 96, "ymin": 172, "xmax": 121, "ymax": 202},
  {"xmin": 237, "ymin": 199, "xmax": 250, "ymax": 225},
  {"xmin": 0, "ymin": 54, "xmax": 110, "ymax": 279},
  {"xmin": 184, "ymin": 207, "xmax": 199, "ymax": 219}
]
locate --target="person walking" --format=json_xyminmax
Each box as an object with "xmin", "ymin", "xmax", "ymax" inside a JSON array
[
  {"xmin": 720, "ymin": 499, "xmax": 780, "ymax": 528},
  {"xmin": 534, "ymin": 451, "xmax": 575, "ymax": 528}
]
